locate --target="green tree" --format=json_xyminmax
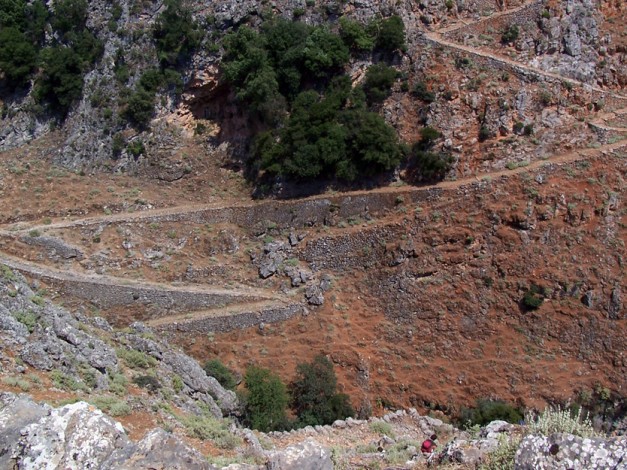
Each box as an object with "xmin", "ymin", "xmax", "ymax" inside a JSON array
[
  {"xmin": 375, "ymin": 15, "xmax": 406, "ymax": 52},
  {"xmin": 243, "ymin": 366, "xmax": 289, "ymax": 432},
  {"xmin": 291, "ymin": 354, "xmax": 354, "ymax": 426},
  {"xmin": 0, "ymin": 27, "xmax": 36, "ymax": 86},
  {"xmin": 302, "ymin": 27, "xmax": 350, "ymax": 78},
  {"xmin": 50, "ymin": 0, "xmax": 88, "ymax": 36},
  {"xmin": 341, "ymin": 109, "xmax": 403, "ymax": 180},
  {"xmin": 36, "ymin": 46, "xmax": 85, "ymax": 110},
  {"xmin": 153, "ymin": 0, "xmax": 201, "ymax": 66},
  {"xmin": 123, "ymin": 88, "xmax": 155, "ymax": 128},
  {"xmin": 501, "ymin": 25, "xmax": 519, "ymax": 44},
  {"xmin": 339, "ymin": 17, "xmax": 375, "ymax": 51},
  {"xmin": 459, "ymin": 399, "xmax": 523, "ymax": 426},
  {"xmin": 362, "ymin": 63, "xmax": 397, "ymax": 105}
]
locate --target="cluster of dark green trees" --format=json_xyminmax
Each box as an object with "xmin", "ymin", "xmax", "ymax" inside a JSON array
[
  {"xmin": 222, "ymin": 16, "xmax": 413, "ymax": 182},
  {"xmin": 0, "ymin": 0, "xmax": 102, "ymax": 115},
  {"xmin": 205, "ymin": 354, "xmax": 354, "ymax": 432}
]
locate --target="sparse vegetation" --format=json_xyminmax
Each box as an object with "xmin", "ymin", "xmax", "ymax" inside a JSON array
[
  {"xmin": 116, "ymin": 348, "xmax": 158, "ymax": 369},
  {"xmin": 90, "ymin": 396, "xmax": 131, "ymax": 416},
  {"xmin": 527, "ymin": 406, "xmax": 599, "ymax": 438},
  {"xmin": 13, "ymin": 310, "xmax": 39, "ymax": 333}
]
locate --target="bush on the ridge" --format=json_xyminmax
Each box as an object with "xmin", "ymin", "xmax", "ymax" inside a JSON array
[
  {"xmin": 460, "ymin": 399, "xmax": 524, "ymax": 427},
  {"xmin": 242, "ymin": 366, "xmax": 290, "ymax": 432},
  {"xmin": 291, "ymin": 354, "xmax": 354, "ymax": 426}
]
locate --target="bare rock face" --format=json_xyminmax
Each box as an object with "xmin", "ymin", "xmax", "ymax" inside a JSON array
[
  {"xmin": 163, "ymin": 351, "xmax": 238, "ymax": 416},
  {"xmin": 0, "ymin": 393, "xmax": 50, "ymax": 470},
  {"xmin": 514, "ymin": 433, "xmax": 627, "ymax": 469},
  {"xmin": 14, "ymin": 401, "xmax": 130, "ymax": 469},
  {"xmin": 106, "ymin": 428, "xmax": 213, "ymax": 470},
  {"xmin": 267, "ymin": 440, "xmax": 333, "ymax": 470},
  {"xmin": 1, "ymin": 394, "xmax": 216, "ymax": 470}
]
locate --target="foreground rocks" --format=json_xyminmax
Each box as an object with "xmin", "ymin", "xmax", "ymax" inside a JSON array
[
  {"xmin": 0, "ymin": 393, "xmax": 333, "ymax": 470},
  {"xmin": 515, "ymin": 433, "xmax": 627, "ymax": 470},
  {"xmin": 0, "ymin": 394, "xmax": 211, "ymax": 470}
]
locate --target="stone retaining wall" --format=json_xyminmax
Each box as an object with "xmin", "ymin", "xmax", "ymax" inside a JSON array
[
  {"xmin": 1, "ymin": 256, "xmax": 266, "ymax": 316},
  {"xmin": 443, "ymin": 1, "xmax": 544, "ymax": 42},
  {"xmin": 155, "ymin": 303, "xmax": 306, "ymax": 333}
]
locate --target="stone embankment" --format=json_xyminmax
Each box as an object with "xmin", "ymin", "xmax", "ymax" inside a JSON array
[
  {"xmin": 0, "ymin": 252, "xmax": 275, "ymax": 318},
  {"xmin": 148, "ymin": 301, "xmax": 306, "ymax": 334}
]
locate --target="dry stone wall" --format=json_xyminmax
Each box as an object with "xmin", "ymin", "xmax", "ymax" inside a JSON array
[{"xmin": 157, "ymin": 303, "xmax": 306, "ymax": 334}]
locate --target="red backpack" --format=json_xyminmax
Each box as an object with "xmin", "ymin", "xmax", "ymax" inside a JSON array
[{"xmin": 421, "ymin": 439, "xmax": 434, "ymax": 453}]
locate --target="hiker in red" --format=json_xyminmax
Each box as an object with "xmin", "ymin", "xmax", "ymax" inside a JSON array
[{"xmin": 421, "ymin": 434, "xmax": 438, "ymax": 454}]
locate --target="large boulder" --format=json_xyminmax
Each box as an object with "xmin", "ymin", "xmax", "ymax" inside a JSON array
[
  {"xmin": 515, "ymin": 433, "xmax": 627, "ymax": 469},
  {"xmin": 163, "ymin": 351, "xmax": 238, "ymax": 416},
  {"xmin": 267, "ymin": 440, "xmax": 333, "ymax": 470},
  {"xmin": 106, "ymin": 428, "xmax": 213, "ymax": 470},
  {"xmin": 0, "ymin": 393, "xmax": 49, "ymax": 469},
  {"xmin": 14, "ymin": 402, "xmax": 130, "ymax": 469}
]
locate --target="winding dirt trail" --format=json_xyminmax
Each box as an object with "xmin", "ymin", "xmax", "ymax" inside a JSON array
[
  {"xmin": 1, "ymin": 0, "xmax": 626, "ymax": 330},
  {"xmin": 3, "ymin": 136, "xmax": 625, "ymax": 236}
]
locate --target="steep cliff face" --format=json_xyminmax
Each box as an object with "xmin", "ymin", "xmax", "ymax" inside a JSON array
[{"xmin": 0, "ymin": 0, "xmax": 623, "ymax": 180}]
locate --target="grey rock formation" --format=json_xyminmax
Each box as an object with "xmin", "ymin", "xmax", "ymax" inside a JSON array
[
  {"xmin": 1, "ymin": 394, "xmax": 218, "ymax": 470},
  {"xmin": 305, "ymin": 285, "xmax": 324, "ymax": 306},
  {"xmin": 21, "ymin": 235, "xmax": 84, "ymax": 260},
  {"xmin": 15, "ymin": 401, "xmax": 130, "ymax": 469},
  {"xmin": 106, "ymin": 428, "xmax": 213, "ymax": 470},
  {"xmin": 163, "ymin": 351, "xmax": 238, "ymax": 416},
  {"xmin": 515, "ymin": 433, "xmax": 627, "ymax": 469},
  {"xmin": 53, "ymin": 316, "xmax": 118, "ymax": 371},
  {"xmin": 267, "ymin": 440, "xmax": 333, "ymax": 470},
  {"xmin": 608, "ymin": 287, "xmax": 622, "ymax": 320},
  {"xmin": 0, "ymin": 393, "xmax": 49, "ymax": 470}
]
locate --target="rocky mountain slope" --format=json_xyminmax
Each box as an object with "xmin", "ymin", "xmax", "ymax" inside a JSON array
[{"xmin": 0, "ymin": 0, "xmax": 626, "ymax": 467}]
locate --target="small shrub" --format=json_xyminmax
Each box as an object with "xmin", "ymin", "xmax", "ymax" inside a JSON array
[
  {"xmin": 28, "ymin": 229, "xmax": 41, "ymax": 238},
  {"xmin": 108, "ymin": 372, "xmax": 128, "ymax": 395},
  {"xmin": 501, "ymin": 25, "xmax": 519, "ymax": 44},
  {"xmin": 513, "ymin": 121, "xmax": 524, "ymax": 134},
  {"xmin": 181, "ymin": 414, "xmax": 243, "ymax": 449},
  {"xmin": 538, "ymin": 89, "xmax": 553, "ymax": 106},
  {"xmin": 522, "ymin": 284, "xmax": 545, "ymax": 310},
  {"xmin": 1, "ymin": 265, "xmax": 16, "ymax": 281},
  {"xmin": 369, "ymin": 421, "xmax": 394, "ymax": 437},
  {"xmin": 127, "ymin": 140, "xmax": 146, "ymax": 157},
  {"xmin": 172, "ymin": 374, "xmax": 184, "ymax": 392},
  {"xmin": 527, "ymin": 406, "xmax": 599, "ymax": 438},
  {"xmin": 411, "ymin": 81, "xmax": 435, "ymax": 103},
  {"xmin": 203, "ymin": 358, "xmax": 237, "ymax": 390},
  {"xmin": 479, "ymin": 434, "xmax": 521, "ymax": 470},
  {"xmin": 478, "ymin": 125, "xmax": 492, "ymax": 142},
  {"xmin": 90, "ymin": 396, "xmax": 131, "ymax": 416},
  {"xmin": 133, "ymin": 374, "xmax": 161, "ymax": 392},
  {"xmin": 2, "ymin": 376, "xmax": 31, "ymax": 391},
  {"xmin": 116, "ymin": 348, "xmax": 157, "ymax": 369},
  {"xmin": 50, "ymin": 370, "xmax": 86, "ymax": 391},
  {"xmin": 13, "ymin": 310, "xmax": 39, "ymax": 333}
]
